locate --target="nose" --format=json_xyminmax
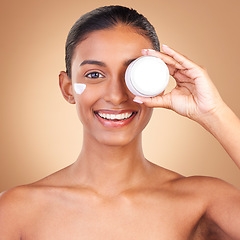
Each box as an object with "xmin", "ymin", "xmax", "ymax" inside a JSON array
[{"xmin": 103, "ymin": 74, "xmax": 129, "ymax": 105}]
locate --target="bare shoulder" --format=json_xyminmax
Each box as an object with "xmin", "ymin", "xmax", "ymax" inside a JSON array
[
  {"xmin": 164, "ymin": 174, "xmax": 240, "ymax": 205},
  {"xmin": 0, "ymin": 167, "xmax": 71, "ymax": 237},
  {"xmin": 0, "ymin": 166, "xmax": 69, "ymax": 204},
  {"xmin": 0, "ymin": 185, "xmax": 40, "ymax": 238},
  {"xmin": 146, "ymin": 161, "xmax": 239, "ymax": 193},
  {"xmin": 165, "ymin": 174, "xmax": 240, "ymax": 239},
  {"xmin": 149, "ymin": 164, "xmax": 236, "ymax": 198},
  {"xmin": 0, "ymin": 184, "xmax": 45, "ymax": 217},
  {"xmin": 177, "ymin": 176, "xmax": 240, "ymax": 239},
  {"xmin": 172, "ymin": 175, "xmax": 239, "ymax": 194},
  {"xmin": 153, "ymin": 165, "xmax": 240, "ymax": 208}
]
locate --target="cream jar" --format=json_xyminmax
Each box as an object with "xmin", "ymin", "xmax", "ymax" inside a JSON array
[{"xmin": 125, "ymin": 55, "xmax": 169, "ymax": 97}]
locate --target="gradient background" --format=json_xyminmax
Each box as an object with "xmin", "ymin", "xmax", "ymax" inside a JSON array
[{"xmin": 0, "ymin": 0, "xmax": 240, "ymax": 192}]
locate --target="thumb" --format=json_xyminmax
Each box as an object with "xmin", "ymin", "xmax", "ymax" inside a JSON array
[{"xmin": 133, "ymin": 94, "xmax": 172, "ymax": 109}]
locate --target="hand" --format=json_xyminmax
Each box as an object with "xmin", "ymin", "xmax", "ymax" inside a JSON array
[
  {"xmin": 134, "ymin": 45, "xmax": 224, "ymax": 124},
  {"xmin": 134, "ymin": 45, "xmax": 240, "ymax": 169}
]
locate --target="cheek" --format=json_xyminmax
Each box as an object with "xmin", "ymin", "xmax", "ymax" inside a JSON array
[{"xmin": 74, "ymin": 85, "xmax": 102, "ymax": 124}]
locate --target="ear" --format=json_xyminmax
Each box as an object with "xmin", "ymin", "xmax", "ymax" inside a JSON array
[{"xmin": 59, "ymin": 71, "xmax": 75, "ymax": 104}]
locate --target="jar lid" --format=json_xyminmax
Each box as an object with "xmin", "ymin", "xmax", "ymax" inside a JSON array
[{"xmin": 125, "ymin": 55, "xmax": 169, "ymax": 97}]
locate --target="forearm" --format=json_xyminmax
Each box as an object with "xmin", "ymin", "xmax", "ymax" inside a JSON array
[{"xmin": 200, "ymin": 103, "xmax": 240, "ymax": 168}]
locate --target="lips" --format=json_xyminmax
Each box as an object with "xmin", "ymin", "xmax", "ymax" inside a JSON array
[{"xmin": 94, "ymin": 110, "xmax": 137, "ymax": 128}]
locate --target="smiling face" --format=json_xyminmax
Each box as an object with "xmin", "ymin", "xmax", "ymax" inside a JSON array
[{"xmin": 60, "ymin": 25, "xmax": 154, "ymax": 146}]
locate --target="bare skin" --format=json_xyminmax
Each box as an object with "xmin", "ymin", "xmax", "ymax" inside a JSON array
[{"xmin": 0, "ymin": 25, "xmax": 240, "ymax": 240}]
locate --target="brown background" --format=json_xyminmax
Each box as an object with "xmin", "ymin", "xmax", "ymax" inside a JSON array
[{"xmin": 0, "ymin": 0, "xmax": 240, "ymax": 192}]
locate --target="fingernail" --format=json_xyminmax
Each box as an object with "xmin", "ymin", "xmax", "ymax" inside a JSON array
[
  {"xmin": 147, "ymin": 49, "xmax": 155, "ymax": 52},
  {"xmin": 133, "ymin": 98, "xmax": 143, "ymax": 104},
  {"xmin": 162, "ymin": 44, "xmax": 169, "ymax": 49},
  {"xmin": 142, "ymin": 49, "xmax": 155, "ymax": 54}
]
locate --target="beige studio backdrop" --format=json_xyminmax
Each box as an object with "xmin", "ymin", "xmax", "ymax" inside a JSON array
[{"xmin": 0, "ymin": 0, "xmax": 240, "ymax": 192}]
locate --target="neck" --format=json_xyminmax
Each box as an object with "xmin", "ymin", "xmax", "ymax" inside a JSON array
[{"xmin": 70, "ymin": 133, "xmax": 151, "ymax": 196}]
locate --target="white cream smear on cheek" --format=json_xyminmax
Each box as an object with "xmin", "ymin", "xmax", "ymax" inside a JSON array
[{"xmin": 74, "ymin": 83, "xmax": 86, "ymax": 95}]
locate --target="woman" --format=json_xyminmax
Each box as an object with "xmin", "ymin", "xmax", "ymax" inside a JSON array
[{"xmin": 0, "ymin": 5, "xmax": 240, "ymax": 239}]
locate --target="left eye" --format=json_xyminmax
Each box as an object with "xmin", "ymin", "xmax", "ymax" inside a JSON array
[{"xmin": 85, "ymin": 72, "xmax": 104, "ymax": 79}]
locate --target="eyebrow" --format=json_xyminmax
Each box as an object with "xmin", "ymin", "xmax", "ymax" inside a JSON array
[
  {"xmin": 79, "ymin": 58, "xmax": 137, "ymax": 68},
  {"xmin": 80, "ymin": 60, "xmax": 107, "ymax": 67}
]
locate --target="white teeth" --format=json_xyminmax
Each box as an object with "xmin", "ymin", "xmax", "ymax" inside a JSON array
[{"xmin": 97, "ymin": 112, "xmax": 134, "ymax": 120}]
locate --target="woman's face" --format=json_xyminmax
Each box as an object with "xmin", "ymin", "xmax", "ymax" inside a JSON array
[{"xmin": 70, "ymin": 25, "xmax": 154, "ymax": 146}]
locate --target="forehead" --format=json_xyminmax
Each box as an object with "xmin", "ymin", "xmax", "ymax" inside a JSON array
[{"xmin": 72, "ymin": 26, "xmax": 153, "ymax": 63}]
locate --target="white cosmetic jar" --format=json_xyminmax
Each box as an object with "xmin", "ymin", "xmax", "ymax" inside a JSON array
[{"xmin": 125, "ymin": 55, "xmax": 169, "ymax": 97}]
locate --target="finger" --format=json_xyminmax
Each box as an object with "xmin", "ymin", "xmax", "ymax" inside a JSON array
[
  {"xmin": 177, "ymin": 82, "xmax": 195, "ymax": 94},
  {"xmin": 173, "ymin": 69, "xmax": 194, "ymax": 84},
  {"xmin": 161, "ymin": 44, "xmax": 198, "ymax": 70},
  {"xmin": 133, "ymin": 94, "xmax": 172, "ymax": 109},
  {"xmin": 141, "ymin": 49, "xmax": 185, "ymax": 70},
  {"xmin": 179, "ymin": 67, "xmax": 205, "ymax": 80}
]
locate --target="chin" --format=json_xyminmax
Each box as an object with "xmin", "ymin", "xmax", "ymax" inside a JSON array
[{"xmin": 94, "ymin": 131, "xmax": 141, "ymax": 147}]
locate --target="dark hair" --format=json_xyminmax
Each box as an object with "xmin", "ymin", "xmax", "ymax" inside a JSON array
[{"xmin": 65, "ymin": 5, "xmax": 160, "ymax": 78}]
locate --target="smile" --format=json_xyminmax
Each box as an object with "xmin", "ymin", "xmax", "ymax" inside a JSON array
[
  {"xmin": 94, "ymin": 110, "xmax": 138, "ymax": 127},
  {"xmin": 97, "ymin": 112, "xmax": 134, "ymax": 121}
]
